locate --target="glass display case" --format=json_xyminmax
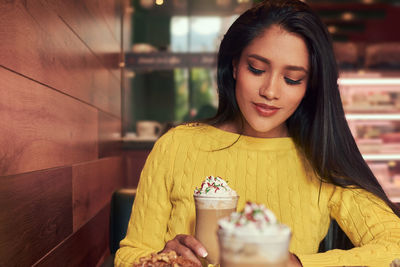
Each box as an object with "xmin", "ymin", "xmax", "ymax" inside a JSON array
[
  {"xmin": 339, "ymin": 71, "xmax": 400, "ymax": 201},
  {"xmin": 124, "ymin": 1, "xmax": 252, "ymax": 131}
]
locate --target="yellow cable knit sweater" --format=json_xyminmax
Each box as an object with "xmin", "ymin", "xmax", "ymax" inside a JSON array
[{"xmin": 115, "ymin": 124, "xmax": 400, "ymax": 267}]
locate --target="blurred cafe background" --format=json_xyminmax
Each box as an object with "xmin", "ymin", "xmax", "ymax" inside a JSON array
[{"xmin": 1, "ymin": 0, "xmax": 400, "ymax": 266}]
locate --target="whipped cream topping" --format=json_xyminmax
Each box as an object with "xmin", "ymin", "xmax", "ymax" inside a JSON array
[
  {"xmin": 218, "ymin": 202, "xmax": 289, "ymax": 236},
  {"xmin": 193, "ymin": 176, "xmax": 237, "ymax": 197}
]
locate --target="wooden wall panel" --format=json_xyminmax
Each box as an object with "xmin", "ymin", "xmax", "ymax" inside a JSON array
[
  {"xmin": 33, "ymin": 204, "xmax": 110, "ymax": 267},
  {"xmin": 98, "ymin": 0, "xmax": 122, "ymax": 45},
  {"xmin": 122, "ymin": 0, "xmax": 132, "ymax": 52},
  {"xmin": 125, "ymin": 150, "xmax": 151, "ymax": 187},
  {"xmin": 45, "ymin": 0, "xmax": 121, "ymax": 79},
  {"xmin": 99, "ymin": 111, "xmax": 122, "ymax": 158},
  {"xmin": 0, "ymin": 167, "xmax": 72, "ymax": 267},
  {"xmin": 0, "ymin": 67, "xmax": 98, "ymax": 176},
  {"xmin": 72, "ymin": 157, "xmax": 124, "ymax": 231},
  {"xmin": 0, "ymin": 0, "xmax": 121, "ymax": 117},
  {"xmin": 0, "ymin": 0, "xmax": 125, "ymax": 265}
]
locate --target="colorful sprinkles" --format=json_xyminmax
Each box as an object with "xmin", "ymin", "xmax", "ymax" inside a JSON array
[
  {"xmin": 194, "ymin": 176, "xmax": 230, "ymax": 195},
  {"xmin": 228, "ymin": 202, "xmax": 276, "ymax": 229}
]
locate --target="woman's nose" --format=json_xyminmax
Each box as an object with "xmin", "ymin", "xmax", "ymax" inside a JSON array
[{"xmin": 259, "ymin": 75, "xmax": 280, "ymax": 100}]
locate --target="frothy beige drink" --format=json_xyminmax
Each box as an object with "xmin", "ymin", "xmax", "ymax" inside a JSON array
[
  {"xmin": 193, "ymin": 176, "xmax": 238, "ymax": 265},
  {"xmin": 218, "ymin": 202, "xmax": 291, "ymax": 267}
]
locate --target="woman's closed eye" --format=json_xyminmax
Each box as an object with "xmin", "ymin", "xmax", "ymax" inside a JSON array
[
  {"xmin": 284, "ymin": 77, "xmax": 303, "ymax": 85},
  {"xmin": 247, "ymin": 64, "xmax": 265, "ymax": 75}
]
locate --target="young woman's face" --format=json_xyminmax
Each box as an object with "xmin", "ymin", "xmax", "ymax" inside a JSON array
[{"xmin": 233, "ymin": 25, "xmax": 309, "ymax": 138}]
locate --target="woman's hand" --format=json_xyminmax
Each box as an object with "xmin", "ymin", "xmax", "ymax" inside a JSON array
[
  {"xmin": 288, "ymin": 253, "xmax": 303, "ymax": 267},
  {"xmin": 160, "ymin": 234, "xmax": 208, "ymax": 267}
]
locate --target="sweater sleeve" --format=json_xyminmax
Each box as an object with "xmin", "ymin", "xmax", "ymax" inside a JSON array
[
  {"xmin": 114, "ymin": 131, "xmax": 175, "ymax": 267},
  {"xmin": 297, "ymin": 187, "xmax": 400, "ymax": 267}
]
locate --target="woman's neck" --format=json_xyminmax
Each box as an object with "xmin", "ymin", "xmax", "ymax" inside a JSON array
[{"xmin": 215, "ymin": 117, "xmax": 289, "ymax": 138}]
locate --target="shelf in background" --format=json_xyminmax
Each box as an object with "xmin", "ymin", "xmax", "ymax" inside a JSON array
[
  {"xmin": 358, "ymin": 137, "xmax": 400, "ymax": 159},
  {"xmin": 390, "ymin": 196, "xmax": 400, "ymax": 203},
  {"xmin": 124, "ymin": 52, "xmax": 217, "ymax": 70},
  {"xmin": 363, "ymin": 154, "xmax": 400, "ymax": 160},
  {"xmin": 384, "ymin": 185, "xmax": 400, "ymax": 203},
  {"xmin": 346, "ymin": 113, "xmax": 400, "ymax": 120},
  {"xmin": 338, "ymin": 77, "xmax": 400, "ymax": 85}
]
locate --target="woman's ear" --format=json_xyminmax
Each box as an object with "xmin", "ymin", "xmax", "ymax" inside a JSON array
[{"xmin": 232, "ymin": 59, "xmax": 238, "ymax": 80}]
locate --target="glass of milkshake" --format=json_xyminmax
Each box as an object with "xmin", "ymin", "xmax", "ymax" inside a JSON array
[
  {"xmin": 218, "ymin": 202, "xmax": 291, "ymax": 267},
  {"xmin": 193, "ymin": 176, "xmax": 238, "ymax": 266}
]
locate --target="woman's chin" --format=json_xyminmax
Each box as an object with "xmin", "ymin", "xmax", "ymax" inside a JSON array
[{"xmin": 243, "ymin": 124, "xmax": 288, "ymax": 138}]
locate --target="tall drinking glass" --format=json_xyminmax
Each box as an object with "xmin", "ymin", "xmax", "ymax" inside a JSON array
[{"xmin": 194, "ymin": 195, "xmax": 239, "ymax": 265}]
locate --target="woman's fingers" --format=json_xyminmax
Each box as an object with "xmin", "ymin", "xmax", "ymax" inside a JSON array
[
  {"xmin": 175, "ymin": 242, "xmax": 201, "ymax": 266},
  {"xmin": 161, "ymin": 235, "xmax": 208, "ymax": 267},
  {"xmin": 176, "ymin": 234, "xmax": 208, "ymax": 258}
]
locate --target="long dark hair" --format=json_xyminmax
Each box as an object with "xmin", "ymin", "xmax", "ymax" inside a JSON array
[{"xmin": 210, "ymin": 0, "xmax": 400, "ymax": 218}]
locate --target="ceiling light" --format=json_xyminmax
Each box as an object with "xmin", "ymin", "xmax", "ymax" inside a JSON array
[
  {"xmin": 140, "ymin": 0, "xmax": 153, "ymax": 9},
  {"xmin": 217, "ymin": 0, "xmax": 231, "ymax": 7},
  {"xmin": 125, "ymin": 6, "xmax": 134, "ymax": 14},
  {"xmin": 342, "ymin": 12, "xmax": 354, "ymax": 21},
  {"xmin": 328, "ymin": 25, "xmax": 337, "ymax": 34}
]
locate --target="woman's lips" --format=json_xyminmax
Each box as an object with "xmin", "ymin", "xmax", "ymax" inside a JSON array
[{"xmin": 253, "ymin": 103, "xmax": 280, "ymax": 117}]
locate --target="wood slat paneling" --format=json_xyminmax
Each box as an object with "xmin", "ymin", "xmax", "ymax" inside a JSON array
[
  {"xmin": 125, "ymin": 150, "xmax": 151, "ymax": 187},
  {"xmin": 122, "ymin": 0, "xmax": 132, "ymax": 53},
  {"xmin": 96, "ymin": 249, "xmax": 112, "ymax": 267},
  {"xmin": 0, "ymin": 67, "xmax": 98, "ymax": 176},
  {"xmin": 45, "ymin": 0, "xmax": 121, "ymax": 79},
  {"xmin": 97, "ymin": 0, "xmax": 122, "ymax": 45},
  {"xmin": 99, "ymin": 111, "xmax": 122, "ymax": 158},
  {"xmin": 33, "ymin": 204, "xmax": 110, "ymax": 267},
  {"xmin": 72, "ymin": 157, "xmax": 124, "ymax": 231},
  {"xmin": 0, "ymin": 0, "xmax": 121, "ymax": 117},
  {"xmin": 0, "ymin": 167, "xmax": 73, "ymax": 267}
]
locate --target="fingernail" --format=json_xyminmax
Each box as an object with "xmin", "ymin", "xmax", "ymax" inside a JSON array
[{"xmin": 199, "ymin": 248, "xmax": 208, "ymax": 258}]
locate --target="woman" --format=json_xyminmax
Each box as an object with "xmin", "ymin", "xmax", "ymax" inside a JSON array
[{"xmin": 115, "ymin": 0, "xmax": 400, "ymax": 266}]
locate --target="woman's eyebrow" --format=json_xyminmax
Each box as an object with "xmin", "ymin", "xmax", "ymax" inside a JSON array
[
  {"xmin": 248, "ymin": 54, "xmax": 271, "ymax": 65},
  {"xmin": 285, "ymin": 65, "xmax": 309, "ymax": 74},
  {"xmin": 248, "ymin": 54, "xmax": 308, "ymax": 74}
]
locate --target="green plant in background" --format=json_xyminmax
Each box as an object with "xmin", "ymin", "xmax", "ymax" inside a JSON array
[
  {"xmin": 175, "ymin": 68, "xmax": 218, "ymax": 123},
  {"xmin": 174, "ymin": 69, "xmax": 189, "ymax": 122},
  {"xmin": 189, "ymin": 68, "xmax": 218, "ymax": 120}
]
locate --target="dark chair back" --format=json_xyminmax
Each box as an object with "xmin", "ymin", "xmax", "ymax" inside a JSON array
[
  {"xmin": 110, "ymin": 188, "xmax": 137, "ymax": 254},
  {"xmin": 318, "ymin": 220, "xmax": 354, "ymax": 252}
]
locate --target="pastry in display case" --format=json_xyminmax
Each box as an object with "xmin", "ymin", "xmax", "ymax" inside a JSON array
[{"xmin": 339, "ymin": 71, "xmax": 400, "ymax": 202}]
